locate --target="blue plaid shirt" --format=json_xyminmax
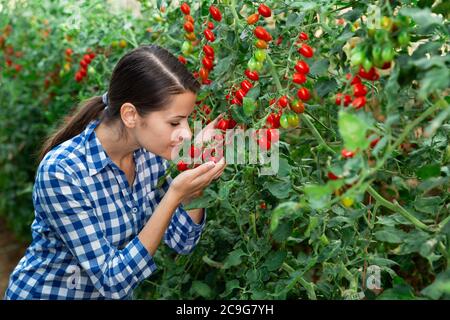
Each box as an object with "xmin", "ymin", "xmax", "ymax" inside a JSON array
[{"xmin": 5, "ymin": 119, "xmax": 206, "ymax": 300}]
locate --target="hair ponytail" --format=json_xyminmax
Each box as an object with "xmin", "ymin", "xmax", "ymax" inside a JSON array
[{"xmin": 37, "ymin": 96, "xmax": 106, "ymax": 163}]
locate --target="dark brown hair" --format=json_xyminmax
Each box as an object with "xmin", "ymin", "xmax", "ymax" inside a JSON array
[{"xmin": 37, "ymin": 44, "xmax": 200, "ymax": 163}]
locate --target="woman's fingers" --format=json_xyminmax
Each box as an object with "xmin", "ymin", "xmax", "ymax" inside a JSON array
[
  {"xmin": 189, "ymin": 161, "xmax": 216, "ymax": 178},
  {"xmin": 192, "ymin": 158, "xmax": 225, "ymax": 186}
]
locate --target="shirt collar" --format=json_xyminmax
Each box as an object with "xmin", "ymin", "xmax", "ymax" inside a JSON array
[{"xmin": 84, "ymin": 120, "xmax": 113, "ymax": 176}]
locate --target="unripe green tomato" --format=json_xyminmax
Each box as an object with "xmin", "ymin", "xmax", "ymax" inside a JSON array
[
  {"xmin": 381, "ymin": 16, "xmax": 393, "ymax": 31},
  {"xmin": 254, "ymin": 49, "xmax": 266, "ymax": 62},
  {"xmin": 181, "ymin": 41, "xmax": 193, "ymax": 55},
  {"xmin": 397, "ymin": 30, "xmax": 410, "ymax": 47},
  {"xmin": 88, "ymin": 66, "xmax": 95, "ymax": 76},
  {"xmin": 350, "ymin": 50, "xmax": 365, "ymax": 66},
  {"xmin": 396, "ymin": 15, "xmax": 411, "ymax": 28},
  {"xmin": 247, "ymin": 57, "xmax": 258, "ymax": 71},
  {"xmin": 374, "ymin": 29, "xmax": 388, "ymax": 44},
  {"xmin": 371, "ymin": 45, "xmax": 382, "ymax": 62},
  {"xmin": 362, "ymin": 58, "xmax": 373, "ymax": 72},
  {"xmin": 381, "ymin": 44, "xmax": 395, "ymax": 63},
  {"xmin": 254, "ymin": 60, "xmax": 263, "ymax": 71},
  {"xmin": 287, "ymin": 113, "xmax": 299, "ymax": 127},
  {"xmin": 279, "ymin": 114, "xmax": 289, "ymax": 128}
]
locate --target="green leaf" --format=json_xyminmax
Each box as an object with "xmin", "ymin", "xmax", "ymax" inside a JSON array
[
  {"xmin": 231, "ymin": 104, "xmax": 249, "ymax": 124},
  {"xmin": 191, "ymin": 281, "xmax": 212, "ymax": 299},
  {"xmin": 263, "ymin": 250, "xmax": 287, "ymax": 271},
  {"xmin": 309, "ymin": 60, "xmax": 329, "ymax": 77},
  {"xmin": 266, "ymin": 179, "xmax": 291, "ymax": 199},
  {"xmin": 416, "ymin": 164, "xmax": 441, "ymax": 180},
  {"xmin": 286, "ymin": 12, "xmax": 305, "ymax": 27},
  {"xmin": 315, "ymin": 78, "xmax": 337, "ymax": 97},
  {"xmin": 223, "ymin": 249, "xmax": 246, "ymax": 269},
  {"xmin": 414, "ymin": 196, "xmax": 443, "ymax": 215},
  {"xmin": 419, "ymin": 67, "xmax": 450, "ymax": 100},
  {"xmin": 374, "ymin": 227, "xmax": 408, "ymax": 244},
  {"xmin": 270, "ymin": 202, "xmax": 298, "ymax": 233},
  {"xmin": 400, "ymin": 8, "xmax": 444, "ymax": 33},
  {"xmin": 304, "ymin": 184, "xmax": 331, "ymax": 209},
  {"xmin": 243, "ymin": 97, "xmax": 257, "ymax": 116},
  {"xmin": 421, "ymin": 270, "xmax": 450, "ymax": 299},
  {"xmin": 338, "ymin": 111, "xmax": 370, "ymax": 151},
  {"xmin": 220, "ymin": 280, "xmax": 241, "ymax": 298},
  {"xmin": 377, "ymin": 284, "xmax": 416, "ymax": 300},
  {"xmin": 277, "ymin": 158, "xmax": 292, "ymax": 177}
]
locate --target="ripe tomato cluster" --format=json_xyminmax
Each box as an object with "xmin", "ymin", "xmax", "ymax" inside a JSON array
[
  {"xmin": 75, "ymin": 51, "xmax": 96, "ymax": 82},
  {"xmin": 1, "ymin": 25, "xmax": 23, "ymax": 74},
  {"xmin": 335, "ymin": 73, "xmax": 369, "ymax": 110},
  {"xmin": 177, "ymin": 144, "xmax": 224, "ymax": 171},
  {"xmin": 275, "ymin": 31, "xmax": 315, "ymax": 129}
]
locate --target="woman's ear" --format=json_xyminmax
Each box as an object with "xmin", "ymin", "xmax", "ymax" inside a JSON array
[{"xmin": 120, "ymin": 103, "xmax": 138, "ymax": 128}]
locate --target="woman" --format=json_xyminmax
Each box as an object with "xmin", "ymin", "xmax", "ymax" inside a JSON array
[{"xmin": 4, "ymin": 45, "xmax": 226, "ymax": 300}]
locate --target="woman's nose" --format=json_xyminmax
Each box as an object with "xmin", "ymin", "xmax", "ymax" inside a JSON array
[{"xmin": 175, "ymin": 122, "xmax": 192, "ymax": 143}]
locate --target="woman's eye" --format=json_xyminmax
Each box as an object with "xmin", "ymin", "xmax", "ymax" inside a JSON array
[{"xmin": 170, "ymin": 123, "xmax": 180, "ymax": 127}]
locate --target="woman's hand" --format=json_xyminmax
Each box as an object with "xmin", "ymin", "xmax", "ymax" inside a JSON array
[{"xmin": 169, "ymin": 158, "xmax": 226, "ymax": 205}]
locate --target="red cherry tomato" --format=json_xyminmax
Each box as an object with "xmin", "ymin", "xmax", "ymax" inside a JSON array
[
  {"xmin": 293, "ymin": 72, "xmax": 307, "ymax": 84},
  {"xmin": 203, "ymin": 45, "xmax": 215, "ymax": 59},
  {"xmin": 254, "ymin": 26, "xmax": 272, "ymax": 42},
  {"xmin": 244, "ymin": 69, "xmax": 259, "ymax": 81},
  {"xmin": 352, "ymin": 96, "xmax": 366, "ymax": 109},
  {"xmin": 235, "ymin": 88, "xmax": 246, "ymax": 102},
  {"xmin": 341, "ymin": 149, "xmax": 355, "ymax": 158},
  {"xmin": 183, "ymin": 21, "xmax": 194, "ymax": 33},
  {"xmin": 298, "ymin": 32, "xmax": 309, "ymax": 41},
  {"xmin": 204, "ymin": 29, "xmax": 215, "ymax": 42},
  {"xmin": 327, "ymin": 172, "xmax": 339, "ymax": 180},
  {"xmin": 298, "ymin": 43, "xmax": 314, "ymax": 58},
  {"xmin": 278, "ymin": 96, "xmax": 289, "ymax": 108},
  {"xmin": 240, "ymin": 80, "xmax": 253, "ymax": 93},
  {"xmin": 258, "ymin": 4, "xmax": 272, "ymax": 18},
  {"xmin": 297, "ymin": 87, "xmax": 311, "ymax": 101},
  {"xmin": 178, "ymin": 55, "xmax": 187, "ymax": 64},
  {"xmin": 202, "ymin": 57, "xmax": 214, "ymax": 70},
  {"xmin": 216, "ymin": 119, "xmax": 230, "ymax": 131},
  {"xmin": 353, "ymin": 83, "xmax": 368, "ymax": 97},
  {"xmin": 247, "ymin": 13, "xmax": 259, "ymax": 25},
  {"xmin": 209, "ymin": 5, "xmax": 222, "ymax": 22},
  {"xmin": 190, "ymin": 146, "xmax": 201, "ymax": 158},
  {"xmin": 180, "ymin": 3, "xmax": 190, "ymax": 15},
  {"xmin": 177, "ymin": 161, "xmax": 189, "ymax": 171},
  {"xmin": 295, "ymin": 60, "xmax": 310, "ymax": 74}
]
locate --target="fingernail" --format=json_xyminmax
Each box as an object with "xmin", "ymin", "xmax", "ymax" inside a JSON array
[{"xmin": 206, "ymin": 161, "xmax": 215, "ymax": 167}]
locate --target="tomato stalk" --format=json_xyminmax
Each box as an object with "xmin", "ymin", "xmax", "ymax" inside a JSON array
[
  {"xmin": 367, "ymin": 186, "xmax": 430, "ymax": 231},
  {"xmin": 281, "ymin": 262, "xmax": 317, "ymax": 300}
]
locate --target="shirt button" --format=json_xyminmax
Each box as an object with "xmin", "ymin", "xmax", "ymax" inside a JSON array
[{"xmin": 132, "ymin": 207, "xmax": 138, "ymax": 213}]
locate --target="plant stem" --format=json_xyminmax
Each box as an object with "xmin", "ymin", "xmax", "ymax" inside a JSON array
[{"xmin": 367, "ymin": 186, "xmax": 430, "ymax": 231}]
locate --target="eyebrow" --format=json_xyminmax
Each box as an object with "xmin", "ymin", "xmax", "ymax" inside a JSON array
[{"xmin": 170, "ymin": 115, "xmax": 188, "ymax": 119}]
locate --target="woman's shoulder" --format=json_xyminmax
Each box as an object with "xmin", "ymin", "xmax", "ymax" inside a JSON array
[{"xmin": 37, "ymin": 121, "xmax": 99, "ymax": 178}]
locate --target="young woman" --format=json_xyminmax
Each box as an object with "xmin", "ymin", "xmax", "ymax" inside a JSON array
[{"xmin": 5, "ymin": 45, "xmax": 226, "ymax": 300}]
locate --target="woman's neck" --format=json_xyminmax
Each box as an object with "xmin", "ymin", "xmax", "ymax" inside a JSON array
[{"xmin": 94, "ymin": 121, "xmax": 140, "ymax": 167}]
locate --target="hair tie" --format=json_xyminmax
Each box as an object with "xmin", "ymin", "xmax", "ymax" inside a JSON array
[{"xmin": 102, "ymin": 92, "xmax": 109, "ymax": 110}]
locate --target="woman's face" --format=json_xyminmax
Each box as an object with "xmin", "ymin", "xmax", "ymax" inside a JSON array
[{"xmin": 134, "ymin": 91, "xmax": 197, "ymax": 160}]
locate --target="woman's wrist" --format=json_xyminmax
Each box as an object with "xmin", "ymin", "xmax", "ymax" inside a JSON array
[{"xmin": 166, "ymin": 186, "xmax": 183, "ymax": 206}]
